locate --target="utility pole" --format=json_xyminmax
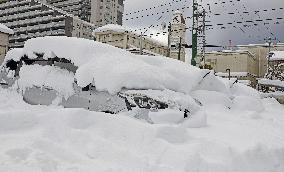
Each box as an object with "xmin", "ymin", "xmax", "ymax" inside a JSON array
[
  {"xmin": 178, "ymin": 37, "xmax": 182, "ymax": 61},
  {"xmin": 140, "ymin": 32, "xmax": 143, "ymax": 55},
  {"xmin": 191, "ymin": 0, "xmax": 198, "ymax": 66},
  {"xmin": 167, "ymin": 23, "xmax": 172, "ymax": 57},
  {"xmin": 201, "ymin": 9, "xmax": 206, "ymax": 69}
]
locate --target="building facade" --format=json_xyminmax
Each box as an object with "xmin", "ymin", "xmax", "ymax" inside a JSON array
[
  {"xmin": 93, "ymin": 11, "xmax": 187, "ymax": 61},
  {"xmin": 238, "ymin": 43, "xmax": 284, "ymax": 78},
  {"xmin": 0, "ymin": 0, "xmax": 95, "ymax": 48},
  {"xmin": 199, "ymin": 50, "xmax": 258, "ymax": 87},
  {"xmin": 93, "ymin": 24, "xmax": 168, "ymax": 57},
  {"xmin": 169, "ymin": 11, "xmax": 186, "ymax": 62},
  {"xmin": 41, "ymin": 0, "xmax": 124, "ymax": 27},
  {"xmin": 0, "ymin": 23, "xmax": 13, "ymax": 64}
]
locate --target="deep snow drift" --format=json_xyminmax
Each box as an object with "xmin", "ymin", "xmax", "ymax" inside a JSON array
[
  {"xmin": 0, "ymin": 87, "xmax": 284, "ymax": 172},
  {"xmin": 0, "ymin": 36, "xmax": 284, "ymax": 172}
]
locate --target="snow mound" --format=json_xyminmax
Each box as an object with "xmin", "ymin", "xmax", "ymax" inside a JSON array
[
  {"xmin": 149, "ymin": 109, "xmax": 184, "ymax": 124},
  {"xmin": 181, "ymin": 109, "xmax": 207, "ymax": 128},
  {"xmin": 17, "ymin": 64, "xmax": 75, "ymax": 98},
  {"xmin": 191, "ymin": 90, "xmax": 232, "ymax": 108},
  {"xmin": 232, "ymin": 96, "xmax": 264, "ymax": 113},
  {"xmin": 0, "ymin": 87, "xmax": 284, "ymax": 171}
]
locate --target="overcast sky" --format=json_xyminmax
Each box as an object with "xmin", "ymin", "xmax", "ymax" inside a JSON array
[{"xmin": 123, "ymin": 0, "xmax": 284, "ymax": 48}]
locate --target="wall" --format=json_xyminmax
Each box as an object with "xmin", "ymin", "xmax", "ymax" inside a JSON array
[
  {"xmin": 0, "ymin": 32, "xmax": 8, "ymax": 65},
  {"xmin": 238, "ymin": 45, "xmax": 284, "ymax": 78},
  {"xmin": 203, "ymin": 52, "xmax": 258, "ymax": 87},
  {"xmin": 95, "ymin": 31, "xmax": 168, "ymax": 57},
  {"xmin": 71, "ymin": 18, "xmax": 94, "ymax": 39}
]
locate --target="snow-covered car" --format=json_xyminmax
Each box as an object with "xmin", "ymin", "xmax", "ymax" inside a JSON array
[{"xmin": 0, "ymin": 37, "xmax": 208, "ymax": 117}]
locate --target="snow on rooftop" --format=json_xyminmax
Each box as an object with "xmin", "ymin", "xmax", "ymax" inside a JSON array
[
  {"xmin": 93, "ymin": 24, "xmax": 168, "ymax": 46},
  {"xmin": 258, "ymin": 79, "xmax": 284, "ymax": 88},
  {"xmin": 4, "ymin": 36, "xmax": 206, "ymax": 94},
  {"xmin": 268, "ymin": 51, "xmax": 284, "ymax": 61},
  {"xmin": 93, "ymin": 24, "xmax": 128, "ymax": 34},
  {"xmin": 0, "ymin": 23, "xmax": 14, "ymax": 34}
]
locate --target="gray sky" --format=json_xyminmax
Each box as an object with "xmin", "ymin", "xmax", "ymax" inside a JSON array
[{"xmin": 123, "ymin": 0, "xmax": 284, "ymax": 48}]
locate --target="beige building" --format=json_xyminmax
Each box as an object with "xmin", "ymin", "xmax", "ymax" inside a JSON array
[
  {"xmin": 238, "ymin": 43, "xmax": 284, "ymax": 77},
  {"xmin": 0, "ymin": 23, "xmax": 13, "ymax": 65},
  {"xmin": 93, "ymin": 24, "xmax": 168, "ymax": 57},
  {"xmin": 93, "ymin": 11, "xmax": 187, "ymax": 61},
  {"xmin": 199, "ymin": 50, "xmax": 258, "ymax": 87}
]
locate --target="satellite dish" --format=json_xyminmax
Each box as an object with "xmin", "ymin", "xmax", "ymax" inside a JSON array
[{"xmin": 161, "ymin": 22, "xmax": 167, "ymax": 30}]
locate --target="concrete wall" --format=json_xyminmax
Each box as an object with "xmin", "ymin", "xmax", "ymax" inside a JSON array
[
  {"xmin": 0, "ymin": 32, "xmax": 9, "ymax": 65},
  {"xmin": 238, "ymin": 45, "xmax": 284, "ymax": 77},
  {"xmin": 203, "ymin": 51, "xmax": 258, "ymax": 87}
]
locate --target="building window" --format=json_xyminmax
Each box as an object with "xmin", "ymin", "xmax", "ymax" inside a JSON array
[{"xmin": 118, "ymin": 0, "xmax": 123, "ymax": 5}]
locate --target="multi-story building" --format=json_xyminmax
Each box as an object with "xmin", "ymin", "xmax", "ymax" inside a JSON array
[
  {"xmin": 0, "ymin": 0, "xmax": 95, "ymax": 48},
  {"xmin": 42, "ymin": 0, "xmax": 124, "ymax": 27},
  {"xmin": 0, "ymin": 23, "xmax": 13, "ymax": 64},
  {"xmin": 93, "ymin": 11, "xmax": 187, "ymax": 61}
]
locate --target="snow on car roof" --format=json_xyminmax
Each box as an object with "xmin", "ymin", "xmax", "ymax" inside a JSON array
[
  {"xmin": 4, "ymin": 36, "xmax": 208, "ymax": 94},
  {"xmin": 0, "ymin": 23, "xmax": 14, "ymax": 34}
]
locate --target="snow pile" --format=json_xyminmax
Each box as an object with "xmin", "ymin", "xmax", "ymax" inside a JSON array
[
  {"xmin": 5, "ymin": 36, "xmax": 207, "ymax": 94},
  {"xmin": 0, "ymin": 87, "xmax": 284, "ymax": 172},
  {"xmin": 149, "ymin": 109, "xmax": 184, "ymax": 124},
  {"xmin": 17, "ymin": 64, "xmax": 75, "ymax": 98},
  {"xmin": 0, "ymin": 23, "xmax": 14, "ymax": 34},
  {"xmin": 93, "ymin": 24, "xmax": 129, "ymax": 34},
  {"xmin": 269, "ymin": 51, "xmax": 284, "ymax": 61},
  {"xmin": 258, "ymin": 78, "xmax": 284, "ymax": 87},
  {"xmin": 2, "ymin": 48, "xmax": 24, "ymax": 64}
]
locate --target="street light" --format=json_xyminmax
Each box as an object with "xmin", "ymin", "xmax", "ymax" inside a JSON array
[{"xmin": 226, "ymin": 68, "xmax": 231, "ymax": 80}]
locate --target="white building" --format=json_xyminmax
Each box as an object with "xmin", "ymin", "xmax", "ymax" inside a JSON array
[
  {"xmin": 0, "ymin": 0, "xmax": 95, "ymax": 48},
  {"xmin": 0, "ymin": 23, "xmax": 13, "ymax": 64},
  {"xmin": 42, "ymin": 0, "xmax": 124, "ymax": 27},
  {"xmin": 169, "ymin": 10, "xmax": 186, "ymax": 62}
]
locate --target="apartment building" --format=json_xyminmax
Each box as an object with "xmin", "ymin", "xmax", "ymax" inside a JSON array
[
  {"xmin": 0, "ymin": 23, "xmax": 13, "ymax": 64},
  {"xmin": 42, "ymin": 0, "xmax": 124, "ymax": 27},
  {"xmin": 0, "ymin": 0, "xmax": 95, "ymax": 48}
]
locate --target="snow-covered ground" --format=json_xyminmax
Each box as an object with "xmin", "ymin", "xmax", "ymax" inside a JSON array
[
  {"xmin": 0, "ymin": 36, "xmax": 284, "ymax": 171},
  {"xmin": 0, "ymin": 88, "xmax": 284, "ymax": 172}
]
